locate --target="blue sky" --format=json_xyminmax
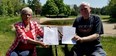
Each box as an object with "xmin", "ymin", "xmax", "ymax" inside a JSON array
[{"xmin": 40, "ymin": 0, "xmax": 109, "ymax": 8}]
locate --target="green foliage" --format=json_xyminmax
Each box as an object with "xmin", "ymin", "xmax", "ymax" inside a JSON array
[
  {"xmin": 0, "ymin": 0, "xmax": 43, "ymax": 16},
  {"xmin": 28, "ymin": 0, "xmax": 42, "ymax": 15},
  {"xmin": 41, "ymin": 0, "xmax": 71, "ymax": 16},
  {"xmin": 64, "ymin": 5, "xmax": 71, "ymax": 16},
  {"xmin": 0, "ymin": 16, "xmax": 20, "ymax": 55},
  {"xmin": 109, "ymin": 5, "xmax": 116, "ymax": 18},
  {"xmin": 41, "ymin": 0, "xmax": 59, "ymax": 15},
  {"xmin": 101, "ymin": 36, "xmax": 116, "ymax": 56},
  {"xmin": 54, "ymin": 0, "xmax": 71, "ymax": 16},
  {"xmin": 109, "ymin": 18, "xmax": 116, "ymax": 23},
  {"xmin": 54, "ymin": 0, "xmax": 65, "ymax": 14},
  {"xmin": 91, "ymin": 8, "xmax": 101, "ymax": 15},
  {"xmin": 107, "ymin": 0, "xmax": 116, "ymax": 18},
  {"xmin": 0, "ymin": 16, "xmax": 21, "ymax": 33},
  {"xmin": 0, "ymin": 0, "xmax": 27, "ymax": 16},
  {"xmin": 100, "ymin": 6, "xmax": 109, "ymax": 15},
  {"xmin": 71, "ymin": 5, "xmax": 79, "ymax": 16}
]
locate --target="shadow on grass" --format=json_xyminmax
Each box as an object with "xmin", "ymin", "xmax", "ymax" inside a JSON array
[
  {"xmin": 109, "ymin": 18, "xmax": 116, "ymax": 23},
  {"xmin": 103, "ymin": 17, "xmax": 116, "ymax": 23},
  {"xmin": 40, "ymin": 19, "xmax": 74, "ymax": 25},
  {"xmin": 36, "ymin": 46, "xmax": 54, "ymax": 56},
  {"xmin": 61, "ymin": 44, "xmax": 70, "ymax": 56},
  {"xmin": 45, "ymin": 15, "xmax": 69, "ymax": 18}
]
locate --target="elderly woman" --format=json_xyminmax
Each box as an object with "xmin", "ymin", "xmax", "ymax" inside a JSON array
[{"xmin": 6, "ymin": 7, "xmax": 47, "ymax": 56}]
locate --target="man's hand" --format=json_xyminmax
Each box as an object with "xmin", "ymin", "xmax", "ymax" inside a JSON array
[{"xmin": 72, "ymin": 35, "xmax": 83, "ymax": 43}]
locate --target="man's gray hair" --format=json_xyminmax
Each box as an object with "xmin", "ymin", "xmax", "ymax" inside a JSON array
[
  {"xmin": 21, "ymin": 7, "xmax": 33, "ymax": 15},
  {"xmin": 80, "ymin": 2, "xmax": 90, "ymax": 7}
]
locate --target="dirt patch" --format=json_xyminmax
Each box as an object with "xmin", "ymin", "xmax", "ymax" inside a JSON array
[{"xmin": 102, "ymin": 22, "xmax": 116, "ymax": 36}]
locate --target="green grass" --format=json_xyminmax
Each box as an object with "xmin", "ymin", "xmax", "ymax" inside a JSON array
[
  {"xmin": 0, "ymin": 16, "xmax": 20, "ymax": 56},
  {"xmin": 99, "ymin": 15, "xmax": 110, "ymax": 20},
  {"xmin": 101, "ymin": 36, "xmax": 116, "ymax": 56},
  {"xmin": 0, "ymin": 15, "xmax": 116, "ymax": 56},
  {"xmin": 0, "ymin": 32, "xmax": 15, "ymax": 56}
]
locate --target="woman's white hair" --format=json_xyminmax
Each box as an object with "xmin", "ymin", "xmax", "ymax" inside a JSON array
[{"xmin": 21, "ymin": 7, "xmax": 33, "ymax": 15}]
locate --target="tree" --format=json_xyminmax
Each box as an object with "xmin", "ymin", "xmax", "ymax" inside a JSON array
[
  {"xmin": 54, "ymin": 0, "xmax": 67, "ymax": 15},
  {"xmin": 27, "ymin": 0, "xmax": 42, "ymax": 15},
  {"xmin": 64, "ymin": 5, "xmax": 71, "ymax": 16},
  {"xmin": 41, "ymin": 0, "xmax": 59, "ymax": 16},
  {"xmin": 0, "ymin": 0, "xmax": 26, "ymax": 16},
  {"xmin": 14, "ymin": 0, "xmax": 27, "ymax": 16},
  {"xmin": 71, "ymin": 4, "xmax": 79, "ymax": 16},
  {"xmin": 107, "ymin": 0, "xmax": 116, "ymax": 18},
  {"xmin": 91, "ymin": 7, "xmax": 101, "ymax": 15},
  {"xmin": 0, "ymin": 0, "xmax": 7, "ymax": 16},
  {"xmin": 41, "ymin": 0, "xmax": 71, "ymax": 17},
  {"xmin": 70, "ymin": 4, "xmax": 79, "ymax": 16},
  {"xmin": 100, "ymin": 6, "xmax": 108, "ymax": 15}
]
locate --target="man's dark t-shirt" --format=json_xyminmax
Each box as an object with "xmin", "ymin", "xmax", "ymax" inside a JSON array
[{"xmin": 73, "ymin": 15, "xmax": 104, "ymax": 47}]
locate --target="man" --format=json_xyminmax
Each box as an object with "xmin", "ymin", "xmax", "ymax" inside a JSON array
[{"xmin": 71, "ymin": 2, "xmax": 106, "ymax": 56}]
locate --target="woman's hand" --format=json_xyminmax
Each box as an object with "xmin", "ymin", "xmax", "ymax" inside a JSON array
[{"xmin": 39, "ymin": 42, "xmax": 48, "ymax": 48}]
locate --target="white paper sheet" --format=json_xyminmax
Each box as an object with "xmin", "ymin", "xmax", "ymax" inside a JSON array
[
  {"xmin": 62, "ymin": 26, "xmax": 76, "ymax": 44},
  {"xmin": 43, "ymin": 27, "xmax": 59, "ymax": 45}
]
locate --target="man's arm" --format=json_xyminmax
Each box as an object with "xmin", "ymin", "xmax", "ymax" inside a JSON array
[
  {"xmin": 72, "ymin": 33, "xmax": 99, "ymax": 43},
  {"xmin": 80, "ymin": 33, "xmax": 99, "ymax": 43}
]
